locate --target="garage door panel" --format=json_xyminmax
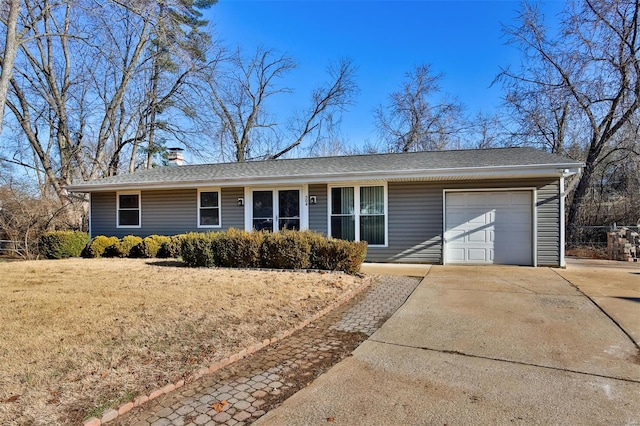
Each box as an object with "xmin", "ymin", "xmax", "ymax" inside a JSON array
[
  {"xmin": 447, "ymin": 248, "xmax": 466, "ymax": 261},
  {"xmin": 510, "ymin": 192, "xmax": 532, "ymax": 205},
  {"xmin": 465, "ymin": 248, "xmax": 493, "ymax": 263},
  {"xmin": 446, "ymin": 213, "xmax": 470, "ymax": 227},
  {"xmin": 468, "ymin": 194, "xmax": 488, "ymax": 206},
  {"xmin": 511, "ymin": 211, "xmax": 532, "ymax": 224},
  {"xmin": 445, "ymin": 191, "xmax": 532, "ymax": 266},
  {"xmin": 489, "ymin": 192, "xmax": 510, "ymax": 205},
  {"xmin": 468, "ymin": 229, "xmax": 490, "ymax": 242},
  {"xmin": 448, "ymin": 229, "xmax": 466, "ymax": 241}
]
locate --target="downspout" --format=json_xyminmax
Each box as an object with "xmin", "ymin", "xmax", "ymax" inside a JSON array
[
  {"xmin": 559, "ymin": 176, "xmax": 566, "ymax": 268},
  {"xmin": 560, "ymin": 167, "xmax": 582, "ymax": 268}
]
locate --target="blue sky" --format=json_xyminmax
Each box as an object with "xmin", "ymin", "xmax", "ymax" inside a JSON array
[{"xmin": 204, "ymin": 1, "xmax": 564, "ymax": 148}]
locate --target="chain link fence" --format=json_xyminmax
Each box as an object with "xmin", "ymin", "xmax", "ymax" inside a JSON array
[
  {"xmin": 567, "ymin": 224, "xmax": 639, "ymax": 247},
  {"xmin": 566, "ymin": 224, "xmax": 639, "ymax": 259}
]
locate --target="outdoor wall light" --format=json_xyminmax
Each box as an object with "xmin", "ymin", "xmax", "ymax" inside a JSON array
[
  {"xmin": 237, "ymin": 197, "xmax": 244, "ymax": 206},
  {"xmin": 309, "ymin": 196, "xmax": 317, "ymax": 205}
]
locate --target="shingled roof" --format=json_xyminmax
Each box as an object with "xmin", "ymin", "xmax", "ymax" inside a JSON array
[{"xmin": 66, "ymin": 147, "xmax": 583, "ymax": 192}]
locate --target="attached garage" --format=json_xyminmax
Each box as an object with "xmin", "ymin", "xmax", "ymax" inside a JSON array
[{"xmin": 444, "ymin": 190, "xmax": 534, "ymax": 265}]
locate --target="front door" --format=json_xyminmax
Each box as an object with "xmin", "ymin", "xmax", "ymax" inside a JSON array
[{"xmin": 252, "ymin": 189, "xmax": 300, "ymax": 232}]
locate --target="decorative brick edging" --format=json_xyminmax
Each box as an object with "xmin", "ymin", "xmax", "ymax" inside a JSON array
[{"xmin": 82, "ymin": 275, "xmax": 374, "ymax": 426}]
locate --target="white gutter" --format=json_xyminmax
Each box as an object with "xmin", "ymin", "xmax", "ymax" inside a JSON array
[{"xmin": 66, "ymin": 162, "xmax": 584, "ymax": 193}]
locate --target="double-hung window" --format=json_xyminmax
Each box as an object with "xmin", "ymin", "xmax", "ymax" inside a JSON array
[
  {"xmin": 117, "ymin": 192, "xmax": 141, "ymax": 228},
  {"xmin": 198, "ymin": 189, "xmax": 221, "ymax": 228},
  {"xmin": 330, "ymin": 184, "xmax": 386, "ymax": 246}
]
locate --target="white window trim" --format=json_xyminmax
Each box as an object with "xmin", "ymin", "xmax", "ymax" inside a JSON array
[
  {"xmin": 197, "ymin": 187, "xmax": 222, "ymax": 228},
  {"xmin": 327, "ymin": 182, "xmax": 389, "ymax": 248},
  {"xmin": 243, "ymin": 186, "xmax": 308, "ymax": 232},
  {"xmin": 116, "ymin": 190, "xmax": 141, "ymax": 229}
]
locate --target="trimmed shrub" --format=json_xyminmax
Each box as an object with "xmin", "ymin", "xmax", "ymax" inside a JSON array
[
  {"xmin": 180, "ymin": 232, "xmax": 217, "ymax": 267},
  {"xmin": 82, "ymin": 236, "xmax": 120, "ymax": 258},
  {"xmin": 175, "ymin": 229, "xmax": 367, "ymax": 273},
  {"xmin": 130, "ymin": 235, "xmax": 170, "ymax": 258},
  {"xmin": 158, "ymin": 234, "xmax": 185, "ymax": 258},
  {"xmin": 39, "ymin": 230, "xmax": 89, "ymax": 259},
  {"xmin": 298, "ymin": 231, "xmax": 329, "ymax": 269},
  {"xmin": 325, "ymin": 239, "xmax": 368, "ymax": 274},
  {"xmin": 261, "ymin": 229, "xmax": 311, "ymax": 269},
  {"xmin": 104, "ymin": 235, "xmax": 143, "ymax": 258},
  {"xmin": 215, "ymin": 228, "xmax": 264, "ymax": 268}
]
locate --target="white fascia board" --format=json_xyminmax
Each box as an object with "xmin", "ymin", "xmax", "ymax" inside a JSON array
[{"xmin": 65, "ymin": 162, "xmax": 583, "ymax": 193}]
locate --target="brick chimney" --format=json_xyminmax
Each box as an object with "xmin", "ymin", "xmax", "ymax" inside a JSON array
[{"xmin": 167, "ymin": 147, "xmax": 184, "ymax": 166}]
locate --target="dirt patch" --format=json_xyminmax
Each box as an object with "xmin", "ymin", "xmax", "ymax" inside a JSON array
[
  {"xmin": 566, "ymin": 246, "xmax": 608, "ymax": 259},
  {"xmin": 0, "ymin": 258, "xmax": 365, "ymax": 425}
]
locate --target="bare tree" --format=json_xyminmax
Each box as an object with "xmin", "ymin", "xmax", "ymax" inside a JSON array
[
  {"xmin": 375, "ymin": 64, "xmax": 464, "ymax": 152},
  {"xmin": 498, "ymin": 55, "xmax": 576, "ymax": 154},
  {"xmin": 202, "ymin": 46, "xmax": 357, "ymax": 162},
  {"xmin": 269, "ymin": 58, "xmax": 358, "ymax": 159},
  {"xmin": 0, "ymin": 175, "xmax": 77, "ymax": 258},
  {"xmin": 203, "ymin": 46, "xmax": 295, "ymax": 162},
  {"xmin": 470, "ymin": 112, "xmax": 503, "ymax": 149},
  {"xmin": 1, "ymin": 0, "xmax": 214, "ymax": 211},
  {"xmin": 499, "ymin": 0, "xmax": 640, "ymax": 234},
  {"xmin": 0, "ymin": 0, "xmax": 21, "ymax": 137},
  {"xmin": 4, "ymin": 0, "xmax": 78, "ymax": 201}
]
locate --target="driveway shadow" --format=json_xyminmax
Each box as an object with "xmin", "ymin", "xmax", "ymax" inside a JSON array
[{"xmin": 615, "ymin": 297, "xmax": 640, "ymax": 304}]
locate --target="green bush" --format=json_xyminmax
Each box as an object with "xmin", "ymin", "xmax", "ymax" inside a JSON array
[
  {"xmin": 215, "ymin": 228, "xmax": 264, "ymax": 268},
  {"xmin": 104, "ymin": 235, "xmax": 143, "ymax": 258},
  {"xmin": 304, "ymin": 231, "xmax": 332, "ymax": 269},
  {"xmin": 320, "ymin": 239, "xmax": 368, "ymax": 274},
  {"xmin": 158, "ymin": 234, "xmax": 184, "ymax": 258},
  {"xmin": 176, "ymin": 229, "xmax": 367, "ymax": 273},
  {"xmin": 261, "ymin": 229, "xmax": 311, "ymax": 269},
  {"xmin": 180, "ymin": 232, "xmax": 217, "ymax": 267},
  {"xmin": 39, "ymin": 230, "xmax": 89, "ymax": 259},
  {"xmin": 82, "ymin": 236, "xmax": 120, "ymax": 258},
  {"xmin": 131, "ymin": 235, "xmax": 170, "ymax": 258}
]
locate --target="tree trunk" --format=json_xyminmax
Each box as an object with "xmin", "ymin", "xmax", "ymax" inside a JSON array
[
  {"xmin": 566, "ymin": 145, "xmax": 599, "ymax": 242},
  {"xmin": 0, "ymin": 0, "xmax": 21, "ymax": 137}
]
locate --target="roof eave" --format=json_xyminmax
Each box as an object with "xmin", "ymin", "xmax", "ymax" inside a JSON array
[{"xmin": 65, "ymin": 163, "xmax": 584, "ymax": 193}]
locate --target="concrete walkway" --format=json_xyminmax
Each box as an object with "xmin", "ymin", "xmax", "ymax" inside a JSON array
[{"xmin": 258, "ymin": 266, "xmax": 640, "ymax": 425}]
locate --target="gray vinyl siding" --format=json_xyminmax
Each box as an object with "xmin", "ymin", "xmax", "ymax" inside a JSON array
[
  {"xmin": 308, "ymin": 184, "xmax": 327, "ymax": 235},
  {"xmin": 536, "ymin": 181, "xmax": 560, "ymax": 266},
  {"xmin": 91, "ymin": 192, "xmax": 117, "ymax": 237},
  {"xmin": 221, "ymin": 187, "xmax": 245, "ymax": 230},
  {"xmin": 90, "ymin": 187, "xmax": 244, "ymax": 238},
  {"xmin": 89, "ymin": 178, "xmax": 562, "ymax": 266},
  {"xmin": 366, "ymin": 182, "xmax": 443, "ymax": 263},
  {"xmin": 139, "ymin": 189, "xmax": 197, "ymax": 236},
  {"xmin": 366, "ymin": 178, "xmax": 561, "ymax": 265}
]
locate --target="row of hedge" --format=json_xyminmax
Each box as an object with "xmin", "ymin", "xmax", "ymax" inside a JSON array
[
  {"xmin": 38, "ymin": 232, "xmax": 179, "ymax": 260},
  {"xmin": 81, "ymin": 234, "xmax": 179, "ymax": 259},
  {"xmin": 180, "ymin": 229, "xmax": 367, "ymax": 273},
  {"xmin": 38, "ymin": 229, "xmax": 367, "ymax": 273}
]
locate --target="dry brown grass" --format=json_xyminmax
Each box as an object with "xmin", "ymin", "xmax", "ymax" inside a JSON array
[
  {"xmin": 566, "ymin": 245, "xmax": 608, "ymax": 259},
  {"xmin": 0, "ymin": 258, "xmax": 365, "ymax": 425}
]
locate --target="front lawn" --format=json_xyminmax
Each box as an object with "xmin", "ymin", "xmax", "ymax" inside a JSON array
[{"xmin": 0, "ymin": 258, "xmax": 365, "ymax": 425}]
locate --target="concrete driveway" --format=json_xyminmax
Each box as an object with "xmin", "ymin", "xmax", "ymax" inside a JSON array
[
  {"xmin": 557, "ymin": 257, "xmax": 640, "ymax": 346},
  {"xmin": 257, "ymin": 265, "xmax": 640, "ymax": 425}
]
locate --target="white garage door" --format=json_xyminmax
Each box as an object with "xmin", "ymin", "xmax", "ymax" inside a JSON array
[{"xmin": 445, "ymin": 191, "xmax": 533, "ymax": 265}]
